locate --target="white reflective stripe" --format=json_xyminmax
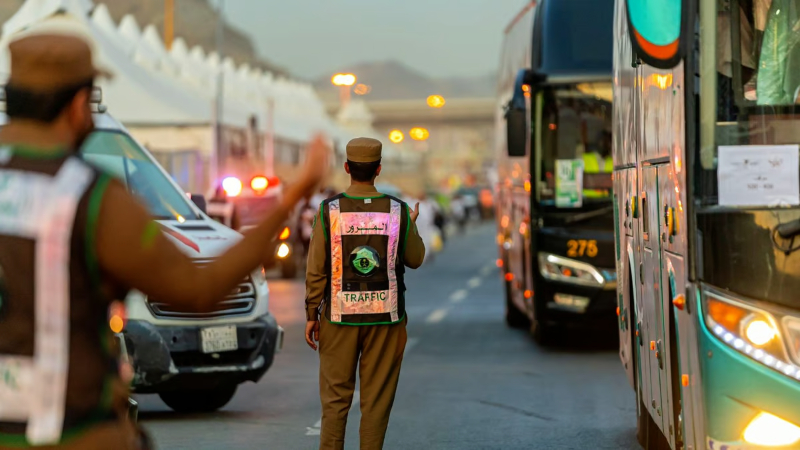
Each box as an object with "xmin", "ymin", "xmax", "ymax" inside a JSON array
[
  {"xmin": 387, "ymin": 200, "xmax": 402, "ymax": 322},
  {"xmin": 0, "ymin": 146, "xmax": 11, "ymax": 165},
  {"xmin": 328, "ymin": 199, "xmax": 343, "ymax": 323},
  {"xmin": 0, "ymin": 356, "xmax": 35, "ymax": 422},
  {"xmin": 0, "ymin": 169, "xmax": 53, "ymax": 239},
  {"xmin": 28, "ymin": 158, "xmax": 92, "ymax": 445}
]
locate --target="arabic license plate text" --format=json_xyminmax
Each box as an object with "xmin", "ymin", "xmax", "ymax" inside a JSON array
[{"xmin": 201, "ymin": 326, "xmax": 238, "ymax": 354}]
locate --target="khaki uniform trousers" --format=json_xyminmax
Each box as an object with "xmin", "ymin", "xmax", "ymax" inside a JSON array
[{"xmin": 318, "ymin": 315, "xmax": 407, "ymax": 450}]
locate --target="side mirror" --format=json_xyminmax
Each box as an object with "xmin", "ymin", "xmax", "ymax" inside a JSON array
[
  {"xmin": 190, "ymin": 194, "xmax": 207, "ymax": 214},
  {"xmin": 505, "ymin": 68, "xmax": 541, "ymax": 158},
  {"xmin": 505, "ymin": 106, "xmax": 527, "ymax": 157}
]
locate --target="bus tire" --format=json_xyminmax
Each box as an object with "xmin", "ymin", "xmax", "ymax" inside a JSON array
[
  {"xmin": 505, "ymin": 283, "xmax": 529, "ymax": 329},
  {"xmin": 280, "ymin": 256, "xmax": 298, "ymax": 279},
  {"xmin": 530, "ymin": 319, "xmax": 554, "ymax": 346}
]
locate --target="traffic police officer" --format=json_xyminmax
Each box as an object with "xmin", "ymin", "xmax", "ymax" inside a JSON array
[
  {"xmin": 0, "ymin": 18, "xmax": 327, "ymax": 449},
  {"xmin": 305, "ymin": 137, "xmax": 425, "ymax": 450}
]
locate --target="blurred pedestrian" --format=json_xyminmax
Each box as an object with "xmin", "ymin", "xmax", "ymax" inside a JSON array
[
  {"xmin": 451, "ymin": 194, "xmax": 467, "ymax": 233},
  {"xmin": 304, "ymin": 137, "xmax": 425, "ymax": 450},
  {"xmin": 416, "ymin": 193, "xmax": 439, "ymax": 263},
  {"xmin": 298, "ymin": 196, "xmax": 316, "ymax": 257},
  {"xmin": 0, "ymin": 19, "xmax": 327, "ymax": 450}
]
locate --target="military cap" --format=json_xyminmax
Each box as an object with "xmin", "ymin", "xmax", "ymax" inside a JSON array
[
  {"xmin": 7, "ymin": 15, "xmax": 112, "ymax": 92},
  {"xmin": 346, "ymin": 137, "xmax": 382, "ymax": 163}
]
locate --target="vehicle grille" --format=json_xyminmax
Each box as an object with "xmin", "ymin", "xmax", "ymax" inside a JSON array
[{"xmin": 146, "ymin": 260, "xmax": 257, "ymax": 319}]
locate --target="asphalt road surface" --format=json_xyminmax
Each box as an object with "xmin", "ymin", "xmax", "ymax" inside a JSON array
[{"xmin": 136, "ymin": 223, "xmax": 640, "ymax": 450}]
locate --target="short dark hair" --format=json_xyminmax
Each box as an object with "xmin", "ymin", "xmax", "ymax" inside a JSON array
[
  {"xmin": 347, "ymin": 159, "xmax": 381, "ymax": 182},
  {"xmin": 5, "ymin": 79, "xmax": 94, "ymax": 123}
]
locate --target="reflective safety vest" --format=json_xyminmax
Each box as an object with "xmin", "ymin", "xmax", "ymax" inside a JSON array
[
  {"xmin": 582, "ymin": 152, "xmax": 613, "ymax": 198},
  {"xmin": 321, "ymin": 194, "xmax": 410, "ymax": 325},
  {"xmin": 207, "ymin": 200, "xmax": 235, "ymax": 228},
  {"xmin": 0, "ymin": 152, "xmax": 116, "ymax": 446}
]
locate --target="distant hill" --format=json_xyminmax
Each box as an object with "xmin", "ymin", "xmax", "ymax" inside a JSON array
[
  {"xmin": 0, "ymin": 0, "xmax": 289, "ymax": 76},
  {"xmin": 313, "ymin": 60, "xmax": 495, "ymax": 103}
]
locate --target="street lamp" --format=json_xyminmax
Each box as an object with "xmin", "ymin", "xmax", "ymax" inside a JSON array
[
  {"xmin": 332, "ymin": 73, "xmax": 357, "ymax": 107},
  {"xmin": 427, "ymin": 95, "xmax": 445, "ymax": 108},
  {"xmin": 410, "ymin": 127, "xmax": 430, "ymax": 141},
  {"xmin": 389, "ymin": 129, "xmax": 404, "ymax": 144}
]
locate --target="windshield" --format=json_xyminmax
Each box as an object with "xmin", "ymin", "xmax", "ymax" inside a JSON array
[
  {"xmin": 81, "ymin": 130, "xmax": 200, "ymax": 221},
  {"xmin": 535, "ymin": 83, "xmax": 613, "ymax": 208}
]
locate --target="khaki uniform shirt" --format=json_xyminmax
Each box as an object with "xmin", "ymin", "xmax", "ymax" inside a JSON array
[{"xmin": 304, "ymin": 184, "xmax": 425, "ymax": 321}]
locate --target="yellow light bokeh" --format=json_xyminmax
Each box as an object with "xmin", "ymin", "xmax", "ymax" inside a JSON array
[
  {"xmin": 389, "ymin": 129, "xmax": 404, "ymax": 143},
  {"xmin": 109, "ymin": 315, "xmax": 124, "ymax": 333},
  {"xmin": 332, "ymin": 73, "xmax": 357, "ymax": 87},
  {"xmin": 651, "ymin": 73, "xmax": 673, "ymax": 90},
  {"xmin": 409, "ymin": 127, "xmax": 430, "ymax": 141},
  {"xmin": 427, "ymin": 95, "xmax": 445, "ymax": 108}
]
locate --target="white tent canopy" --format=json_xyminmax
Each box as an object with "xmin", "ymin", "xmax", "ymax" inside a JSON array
[{"xmin": 0, "ymin": 0, "xmax": 379, "ymax": 150}]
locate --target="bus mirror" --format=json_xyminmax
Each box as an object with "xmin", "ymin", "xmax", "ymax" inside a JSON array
[
  {"xmin": 505, "ymin": 106, "xmax": 527, "ymax": 157},
  {"xmin": 190, "ymin": 194, "xmax": 207, "ymax": 214}
]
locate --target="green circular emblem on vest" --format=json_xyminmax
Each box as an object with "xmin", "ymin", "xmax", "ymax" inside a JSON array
[{"xmin": 350, "ymin": 246, "xmax": 380, "ymax": 277}]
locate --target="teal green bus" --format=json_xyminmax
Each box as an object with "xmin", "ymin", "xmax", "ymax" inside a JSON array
[{"xmin": 613, "ymin": 0, "xmax": 800, "ymax": 448}]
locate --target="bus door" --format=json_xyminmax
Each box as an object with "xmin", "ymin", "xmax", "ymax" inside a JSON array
[
  {"xmin": 640, "ymin": 166, "xmax": 671, "ymax": 435},
  {"xmin": 616, "ymin": 168, "xmax": 638, "ymax": 391}
]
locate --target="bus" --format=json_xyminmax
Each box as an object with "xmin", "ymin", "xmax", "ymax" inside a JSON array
[
  {"xmin": 496, "ymin": 0, "xmax": 617, "ymax": 344},
  {"xmin": 613, "ymin": 0, "xmax": 800, "ymax": 448}
]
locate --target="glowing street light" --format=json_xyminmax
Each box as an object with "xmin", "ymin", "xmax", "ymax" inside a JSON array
[
  {"xmin": 331, "ymin": 73, "xmax": 357, "ymax": 86},
  {"xmin": 409, "ymin": 127, "xmax": 430, "ymax": 141},
  {"xmin": 389, "ymin": 129, "xmax": 404, "ymax": 143},
  {"xmin": 427, "ymin": 95, "xmax": 445, "ymax": 108}
]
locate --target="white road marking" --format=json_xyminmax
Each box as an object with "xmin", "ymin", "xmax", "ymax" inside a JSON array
[
  {"xmin": 480, "ymin": 265, "xmax": 493, "ymax": 276},
  {"xmin": 426, "ymin": 308, "xmax": 448, "ymax": 324},
  {"xmin": 306, "ymin": 341, "xmax": 418, "ymax": 436},
  {"xmin": 449, "ymin": 289, "xmax": 468, "ymax": 303},
  {"xmin": 467, "ymin": 277, "xmax": 482, "ymax": 289}
]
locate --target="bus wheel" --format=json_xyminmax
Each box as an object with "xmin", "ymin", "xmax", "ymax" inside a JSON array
[
  {"xmin": 280, "ymin": 255, "xmax": 298, "ymax": 279},
  {"xmin": 504, "ymin": 283, "xmax": 529, "ymax": 329},
  {"xmin": 530, "ymin": 319, "xmax": 554, "ymax": 345}
]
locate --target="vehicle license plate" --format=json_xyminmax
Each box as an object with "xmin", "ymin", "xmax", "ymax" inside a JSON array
[{"xmin": 201, "ymin": 325, "xmax": 238, "ymax": 353}]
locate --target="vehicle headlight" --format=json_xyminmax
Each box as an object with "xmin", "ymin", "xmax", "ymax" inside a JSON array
[
  {"xmin": 743, "ymin": 412, "xmax": 800, "ymax": 447},
  {"xmin": 277, "ymin": 243, "xmax": 291, "ymax": 258},
  {"xmin": 703, "ymin": 286, "xmax": 800, "ymax": 381},
  {"xmin": 537, "ymin": 252, "xmax": 613, "ymax": 288}
]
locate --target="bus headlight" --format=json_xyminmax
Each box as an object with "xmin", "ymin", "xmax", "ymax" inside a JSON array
[
  {"xmin": 703, "ymin": 286, "xmax": 800, "ymax": 381},
  {"xmin": 743, "ymin": 412, "xmax": 800, "ymax": 447},
  {"xmin": 537, "ymin": 252, "xmax": 608, "ymax": 288}
]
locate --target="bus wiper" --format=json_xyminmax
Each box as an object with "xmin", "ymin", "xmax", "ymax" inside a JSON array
[
  {"xmin": 564, "ymin": 205, "xmax": 614, "ymax": 224},
  {"xmin": 772, "ymin": 219, "xmax": 800, "ymax": 255},
  {"xmin": 775, "ymin": 219, "xmax": 800, "ymax": 240}
]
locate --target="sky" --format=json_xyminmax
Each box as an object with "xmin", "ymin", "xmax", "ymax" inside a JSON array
[{"xmin": 224, "ymin": 0, "xmax": 526, "ymax": 80}]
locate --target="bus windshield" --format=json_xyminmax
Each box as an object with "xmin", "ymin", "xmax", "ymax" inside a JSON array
[
  {"xmin": 81, "ymin": 130, "xmax": 200, "ymax": 221},
  {"xmin": 536, "ymin": 83, "xmax": 613, "ymax": 207}
]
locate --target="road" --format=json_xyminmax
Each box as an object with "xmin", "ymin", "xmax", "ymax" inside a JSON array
[{"xmin": 136, "ymin": 223, "xmax": 640, "ymax": 449}]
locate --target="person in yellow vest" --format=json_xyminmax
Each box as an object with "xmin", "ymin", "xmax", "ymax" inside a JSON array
[
  {"xmin": 304, "ymin": 138, "xmax": 425, "ymax": 450},
  {"xmin": 582, "ymin": 129, "xmax": 613, "ymax": 198},
  {"xmin": 0, "ymin": 19, "xmax": 328, "ymax": 449}
]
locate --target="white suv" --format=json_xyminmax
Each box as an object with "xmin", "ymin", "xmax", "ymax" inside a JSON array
[{"xmin": 0, "ymin": 105, "xmax": 284, "ymax": 413}]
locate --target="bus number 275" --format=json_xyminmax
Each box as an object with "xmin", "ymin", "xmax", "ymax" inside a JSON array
[{"xmin": 566, "ymin": 240, "xmax": 598, "ymax": 258}]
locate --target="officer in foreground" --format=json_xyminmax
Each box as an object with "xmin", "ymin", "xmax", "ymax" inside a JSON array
[
  {"xmin": 305, "ymin": 137, "xmax": 425, "ymax": 450},
  {"xmin": 0, "ymin": 24, "xmax": 328, "ymax": 449}
]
